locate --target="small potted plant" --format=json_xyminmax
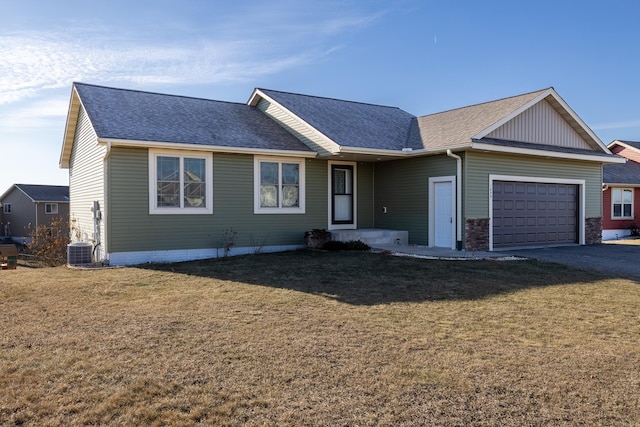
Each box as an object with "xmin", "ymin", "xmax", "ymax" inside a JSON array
[{"xmin": 304, "ymin": 229, "xmax": 332, "ymax": 249}]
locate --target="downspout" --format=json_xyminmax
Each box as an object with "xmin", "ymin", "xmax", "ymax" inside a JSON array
[{"xmin": 446, "ymin": 150, "xmax": 463, "ymax": 250}]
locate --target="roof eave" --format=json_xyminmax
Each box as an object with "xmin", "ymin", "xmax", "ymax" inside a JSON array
[
  {"xmin": 59, "ymin": 85, "xmax": 83, "ymax": 169},
  {"xmin": 471, "ymin": 141, "xmax": 626, "ymax": 163},
  {"xmin": 99, "ymin": 138, "xmax": 318, "ymax": 158}
]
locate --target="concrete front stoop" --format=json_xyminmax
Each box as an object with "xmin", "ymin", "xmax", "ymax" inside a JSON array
[{"xmin": 330, "ymin": 229, "xmax": 408, "ymax": 246}]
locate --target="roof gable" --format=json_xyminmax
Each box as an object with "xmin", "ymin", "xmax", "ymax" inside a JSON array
[
  {"xmin": 416, "ymin": 88, "xmax": 608, "ymax": 154},
  {"xmin": 608, "ymin": 140, "xmax": 640, "ymax": 164},
  {"xmin": 250, "ymin": 88, "xmax": 421, "ymax": 152}
]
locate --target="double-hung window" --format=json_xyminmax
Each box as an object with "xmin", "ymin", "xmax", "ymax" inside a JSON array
[
  {"xmin": 612, "ymin": 188, "xmax": 633, "ymax": 219},
  {"xmin": 45, "ymin": 203, "xmax": 58, "ymax": 214},
  {"xmin": 149, "ymin": 150, "xmax": 213, "ymax": 214},
  {"xmin": 254, "ymin": 157, "xmax": 305, "ymax": 214},
  {"xmin": 3, "ymin": 203, "xmax": 10, "ymax": 214}
]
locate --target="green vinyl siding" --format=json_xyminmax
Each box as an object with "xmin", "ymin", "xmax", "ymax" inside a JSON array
[
  {"xmin": 356, "ymin": 162, "xmax": 374, "ymax": 228},
  {"xmin": 374, "ymin": 155, "xmax": 456, "ymax": 244},
  {"xmin": 106, "ymin": 147, "xmax": 328, "ymax": 253},
  {"xmin": 464, "ymin": 151, "xmax": 603, "ymax": 219}
]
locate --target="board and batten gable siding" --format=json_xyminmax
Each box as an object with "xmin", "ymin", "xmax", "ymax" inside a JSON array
[
  {"xmin": 106, "ymin": 147, "xmax": 328, "ymax": 254},
  {"xmin": 69, "ymin": 106, "xmax": 106, "ymax": 245},
  {"xmin": 464, "ymin": 151, "xmax": 603, "ymax": 220},
  {"xmin": 256, "ymin": 98, "xmax": 335, "ymax": 156},
  {"xmin": 487, "ymin": 99, "xmax": 591, "ymax": 150},
  {"xmin": 374, "ymin": 155, "xmax": 457, "ymax": 245}
]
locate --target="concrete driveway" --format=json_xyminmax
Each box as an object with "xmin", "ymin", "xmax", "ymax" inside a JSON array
[{"xmin": 507, "ymin": 241, "xmax": 640, "ymax": 281}]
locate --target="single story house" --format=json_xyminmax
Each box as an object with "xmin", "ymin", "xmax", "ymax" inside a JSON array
[
  {"xmin": 59, "ymin": 83, "xmax": 623, "ymax": 266},
  {"xmin": 0, "ymin": 184, "xmax": 70, "ymax": 243},
  {"xmin": 602, "ymin": 140, "xmax": 640, "ymax": 240}
]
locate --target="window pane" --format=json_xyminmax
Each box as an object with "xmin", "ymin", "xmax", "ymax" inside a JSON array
[
  {"xmin": 157, "ymin": 156, "xmax": 180, "ymax": 207},
  {"xmin": 613, "ymin": 204, "xmax": 622, "ymax": 217},
  {"xmin": 260, "ymin": 162, "xmax": 278, "ymax": 185},
  {"xmin": 184, "ymin": 158, "xmax": 206, "ymax": 208},
  {"xmin": 260, "ymin": 185, "xmax": 278, "ymax": 207},
  {"xmin": 624, "ymin": 204, "xmax": 632, "ymax": 217},
  {"xmin": 282, "ymin": 185, "xmax": 299, "ymax": 207},
  {"xmin": 334, "ymin": 169, "xmax": 346, "ymax": 194},
  {"xmin": 623, "ymin": 189, "xmax": 633, "ymax": 204},
  {"xmin": 282, "ymin": 163, "xmax": 299, "ymax": 185}
]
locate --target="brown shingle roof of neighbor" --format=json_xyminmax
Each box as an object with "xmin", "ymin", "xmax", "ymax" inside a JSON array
[
  {"xmin": 73, "ymin": 83, "xmax": 314, "ymax": 153},
  {"xmin": 416, "ymin": 88, "xmax": 550, "ymax": 149}
]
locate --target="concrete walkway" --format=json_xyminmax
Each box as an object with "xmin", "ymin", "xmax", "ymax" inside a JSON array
[{"xmin": 370, "ymin": 244, "xmax": 519, "ymax": 260}]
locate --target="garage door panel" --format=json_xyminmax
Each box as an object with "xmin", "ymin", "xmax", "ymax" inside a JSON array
[{"xmin": 493, "ymin": 181, "xmax": 578, "ymax": 249}]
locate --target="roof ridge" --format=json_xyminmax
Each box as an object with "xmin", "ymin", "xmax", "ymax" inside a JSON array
[
  {"xmin": 258, "ymin": 87, "xmax": 408, "ymax": 111},
  {"xmin": 73, "ymin": 82, "xmax": 246, "ymax": 106},
  {"xmin": 418, "ymin": 87, "xmax": 553, "ymax": 118}
]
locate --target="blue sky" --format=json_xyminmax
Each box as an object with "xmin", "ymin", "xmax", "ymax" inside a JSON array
[{"xmin": 1, "ymin": 0, "xmax": 639, "ymax": 193}]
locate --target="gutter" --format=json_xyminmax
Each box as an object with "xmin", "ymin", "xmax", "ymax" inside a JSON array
[
  {"xmin": 99, "ymin": 138, "xmax": 318, "ymax": 158},
  {"xmin": 446, "ymin": 150, "xmax": 463, "ymax": 250}
]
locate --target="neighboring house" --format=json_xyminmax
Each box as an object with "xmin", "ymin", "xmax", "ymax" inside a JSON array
[
  {"xmin": 59, "ymin": 83, "xmax": 623, "ymax": 266},
  {"xmin": 0, "ymin": 184, "xmax": 70, "ymax": 243},
  {"xmin": 602, "ymin": 140, "xmax": 640, "ymax": 240}
]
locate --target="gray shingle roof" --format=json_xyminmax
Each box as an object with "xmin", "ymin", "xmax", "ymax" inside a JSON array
[
  {"xmin": 258, "ymin": 88, "xmax": 422, "ymax": 150},
  {"xmin": 15, "ymin": 184, "xmax": 69, "ymax": 202},
  {"xmin": 74, "ymin": 83, "xmax": 312, "ymax": 152},
  {"xmin": 604, "ymin": 160, "xmax": 640, "ymax": 184}
]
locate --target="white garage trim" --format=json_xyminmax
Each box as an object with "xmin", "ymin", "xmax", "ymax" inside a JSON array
[{"xmin": 489, "ymin": 174, "xmax": 586, "ymax": 251}]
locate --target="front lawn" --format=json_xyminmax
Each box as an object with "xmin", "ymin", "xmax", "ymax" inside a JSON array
[{"xmin": 1, "ymin": 251, "xmax": 639, "ymax": 426}]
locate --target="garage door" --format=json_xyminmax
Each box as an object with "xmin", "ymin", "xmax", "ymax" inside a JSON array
[{"xmin": 493, "ymin": 181, "xmax": 577, "ymax": 249}]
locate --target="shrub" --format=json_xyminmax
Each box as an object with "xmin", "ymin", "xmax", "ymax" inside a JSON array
[
  {"xmin": 322, "ymin": 240, "xmax": 370, "ymax": 251},
  {"xmin": 25, "ymin": 216, "xmax": 70, "ymax": 267}
]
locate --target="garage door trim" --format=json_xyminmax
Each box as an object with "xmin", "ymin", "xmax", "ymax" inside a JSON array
[{"xmin": 489, "ymin": 174, "xmax": 585, "ymax": 251}]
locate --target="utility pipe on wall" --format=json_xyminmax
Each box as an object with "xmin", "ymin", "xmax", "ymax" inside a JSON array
[{"xmin": 446, "ymin": 150, "xmax": 463, "ymax": 250}]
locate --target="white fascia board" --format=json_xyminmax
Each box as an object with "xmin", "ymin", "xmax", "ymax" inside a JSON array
[
  {"xmin": 337, "ymin": 144, "xmax": 470, "ymax": 158},
  {"xmin": 471, "ymin": 141, "xmax": 627, "ymax": 163},
  {"xmin": 472, "ymin": 88, "xmax": 555, "ymax": 140},
  {"xmin": 59, "ymin": 86, "xmax": 83, "ymax": 169},
  {"xmin": 99, "ymin": 138, "xmax": 317, "ymax": 158},
  {"xmin": 248, "ymin": 89, "xmax": 341, "ymax": 155},
  {"xmin": 604, "ymin": 183, "xmax": 640, "ymax": 188}
]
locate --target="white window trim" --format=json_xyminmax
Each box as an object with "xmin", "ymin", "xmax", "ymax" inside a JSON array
[
  {"xmin": 148, "ymin": 149, "xmax": 213, "ymax": 215},
  {"xmin": 254, "ymin": 156, "xmax": 306, "ymax": 214},
  {"xmin": 488, "ymin": 174, "xmax": 585, "ymax": 251},
  {"xmin": 45, "ymin": 203, "xmax": 58, "ymax": 214},
  {"xmin": 611, "ymin": 187, "xmax": 633, "ymax": 220},
  {"xmin": 3, "ymin": 203, "xmax": 10, "ymax": 214}
]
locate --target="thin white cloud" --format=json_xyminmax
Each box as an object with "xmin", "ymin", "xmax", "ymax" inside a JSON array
[
  {"xmin": 0, "ymin": 7, "xmax": 380, "ymax": 106},
  {"xmin": 0, "ymin": 97, "xmax": 69, "ymax": 129},
  {"xmin": 592, "ymin": 119, "xmax": 640, "ymax": 131}
]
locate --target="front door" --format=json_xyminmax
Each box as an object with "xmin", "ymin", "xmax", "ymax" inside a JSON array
[
  {"xmin": 330, "ymin": 164, "xmax": 355, "ymax": 228},
  {"xmin": 429, "ymin": 176, "xmax": 456, "ymax": 249}
]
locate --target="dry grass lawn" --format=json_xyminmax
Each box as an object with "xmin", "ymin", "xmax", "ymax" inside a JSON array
[{"xmin": 1, "ymin": 250, "xmax": 639, "ymax": 426}]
